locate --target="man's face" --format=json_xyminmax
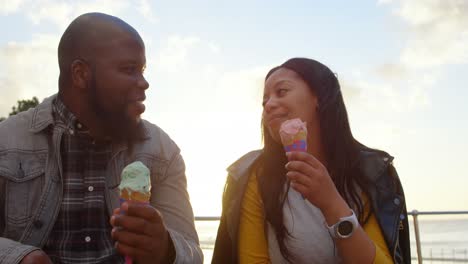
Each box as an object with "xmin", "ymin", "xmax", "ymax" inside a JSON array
[{"xmin": 88, "ymin": 32, "xmax": 149, "ymax": 142}]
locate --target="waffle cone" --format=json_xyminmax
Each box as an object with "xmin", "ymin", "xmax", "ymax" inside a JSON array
[
  {"xmin": 120, "ymin": 188, "xmax": 150, "ymax": 202},
  {"xmin": 281, "ymin": 130, "xmax": 307, "ymax": 146}
]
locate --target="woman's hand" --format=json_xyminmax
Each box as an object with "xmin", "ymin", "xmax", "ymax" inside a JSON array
[
  {"xmin": 285, "ymin": 151, "xmax": 347, "ymax": 216},
  {"xmin": 285, "ymin": 151, "xmax": 379, "ymax": 263}
]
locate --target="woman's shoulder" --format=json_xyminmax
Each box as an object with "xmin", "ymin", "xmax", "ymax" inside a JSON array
[
  {"xmin": 220, "ymin": 150, "xmax": 263, "ymax": 213},
  {"xmin": 357, "ymin": 147, "xmax": 395, "ymax": 183},
  {"xmin": 226, "ymin": 149, "xmax": 263, "ymax": 181}
]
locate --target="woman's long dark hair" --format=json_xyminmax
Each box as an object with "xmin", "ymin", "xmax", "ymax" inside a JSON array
[{"xmin": 257, "ymin": 58, "xmax": 372, "ymax": 262}]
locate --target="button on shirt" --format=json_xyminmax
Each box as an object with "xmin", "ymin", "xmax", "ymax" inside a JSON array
[{"xmin": 43, "ymin": 98, "xmax": 123, "ymax": 264}]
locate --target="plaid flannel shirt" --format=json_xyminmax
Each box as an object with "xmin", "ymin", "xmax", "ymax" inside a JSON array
[{"xmin": 42, "ymin": 98, "xmax": 123, "ymax": 264}]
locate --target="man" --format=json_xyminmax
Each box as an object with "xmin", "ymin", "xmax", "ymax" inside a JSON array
[{"xmin": 0, "ymin": 13, "xmax": 203, "ymax": 264}]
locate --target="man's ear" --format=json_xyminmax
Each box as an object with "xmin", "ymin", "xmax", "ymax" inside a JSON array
[{"xmin": 70, "ymin": 59, "xmax": 91, "ymax": 90}]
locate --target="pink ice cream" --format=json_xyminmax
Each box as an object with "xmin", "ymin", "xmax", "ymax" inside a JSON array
[{"xmin": 279, "ymin": 118, "xmax": 308, "ymax": 152}]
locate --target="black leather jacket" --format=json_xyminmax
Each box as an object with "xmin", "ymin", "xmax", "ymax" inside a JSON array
[{"xmin": 212, "ymin": 149, "xmax": 411, "ymax": 263}]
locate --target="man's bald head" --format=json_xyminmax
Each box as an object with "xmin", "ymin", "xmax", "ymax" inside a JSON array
[{"xmin": 58, "ymin": 12, "xmax": 144, "ymax": 89}]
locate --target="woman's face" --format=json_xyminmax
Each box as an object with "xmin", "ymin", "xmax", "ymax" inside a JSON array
[{"xmin": 262, "ymin": 68, "xmax": 319, "ymax": 143}]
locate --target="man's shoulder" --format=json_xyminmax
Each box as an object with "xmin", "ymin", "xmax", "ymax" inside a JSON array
[
  {"xmin": 0, "ymin": 108, "xmax": 35, "ymax": 130},
  {"xmin": 0, "ymin": 95, "xmax": 55, "ymax": 138},
  {"xmin": 0, "ymin": 108, "xmax": 37, "ymax": 147},
  {"xmin": 141, "ymin": 119, "xmax": 173, "ymax": 144},
  {"xmin": 138, "ymin": 119, "xmax": 180, "ymax": 159}
]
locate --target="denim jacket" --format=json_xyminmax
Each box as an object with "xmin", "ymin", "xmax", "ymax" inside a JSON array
[
  {"xmin": 0, "ymin": 95, "xmax": 203, "ymax": 264},
  {"xmin": 212, "ymin": 149, "xmax": 411, "ymax": 264}
]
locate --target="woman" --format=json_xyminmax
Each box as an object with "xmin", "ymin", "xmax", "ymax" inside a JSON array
[{"xmin": 212, "ymin": 58, "xmax": 411, "ymax": 263}]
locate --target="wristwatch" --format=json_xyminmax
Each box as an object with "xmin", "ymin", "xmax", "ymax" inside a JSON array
[{"xmin": 326, "ymin": 210, "xmax": 359, "ymax": 239}]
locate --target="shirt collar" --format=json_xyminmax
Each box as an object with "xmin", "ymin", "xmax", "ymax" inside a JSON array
[{"xmin": 52, "ymin": 95, "xmax": 79, "ymax": 130}]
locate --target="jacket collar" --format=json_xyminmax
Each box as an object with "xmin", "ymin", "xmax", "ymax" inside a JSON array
[
  {"xmin": 357, "ymin": 149, "xmax": 394, "ymax": 184},
  {"xmin": 227, "ymin": 150, "xmax": 262, "ymax": 180},
  {"xmin": 29, "ymin": 94, "xmax": 56, "ymax": 134}
]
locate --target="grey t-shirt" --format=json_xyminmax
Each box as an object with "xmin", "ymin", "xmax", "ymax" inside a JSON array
[{"xmin": 267, "ymin": 186, "xmax": 341, "ymax": 263}]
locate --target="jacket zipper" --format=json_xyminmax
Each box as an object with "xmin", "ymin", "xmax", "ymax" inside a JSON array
[{"xmin": 392, "ymin": 207, "xmax": 403, "ymax": 263}]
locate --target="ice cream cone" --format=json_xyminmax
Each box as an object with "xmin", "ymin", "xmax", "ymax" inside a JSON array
[
  {"xmin": 118, "ymin": 161, "xmax": 151, "ymax": 264},
  {"xmin": 120, "ymin": 188, "xmax": 151, "ymax": 202},
  {"xmin": 279, "ymin": 118, "xmax": 308, "ymax": 152}
]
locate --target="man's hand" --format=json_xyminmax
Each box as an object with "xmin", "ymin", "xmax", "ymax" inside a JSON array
[
  {"xmin": 110, "ymin": 202, "xmax": 175, "ymax": 264},
  {"xmin": 20, "ymin": 250, "xmax": 53, "ymax": 264}
]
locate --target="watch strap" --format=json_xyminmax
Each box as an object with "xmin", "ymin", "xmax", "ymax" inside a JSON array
[{"xmin": 326, "ymin": 210, "xmax": 359, "ymax": 239}]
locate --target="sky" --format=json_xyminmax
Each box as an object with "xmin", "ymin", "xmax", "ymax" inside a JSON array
[{"xmin": 1, "ymin": 0, "xmax": 467, "ymax": 217}]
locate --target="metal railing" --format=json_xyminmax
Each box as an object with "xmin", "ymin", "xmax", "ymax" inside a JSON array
[
  {"xmin": 408, "ymin": 210, "xmax": 468, "ymax": 263},
  {"xmin": 195, "ymin": 210, "xmax": 468, "ymax": 263}
]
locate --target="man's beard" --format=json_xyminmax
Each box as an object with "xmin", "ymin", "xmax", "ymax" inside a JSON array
[{"xmin": 88, "ymin": 75, "xmax": 146, "ymax": 147}]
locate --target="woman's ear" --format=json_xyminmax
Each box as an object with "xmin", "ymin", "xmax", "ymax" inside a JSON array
[{"xmin": 70, "ymin": 59, "xmax": 91, "ymax": 90}]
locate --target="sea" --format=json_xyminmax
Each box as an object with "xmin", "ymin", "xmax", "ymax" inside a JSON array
[{"xmin": 195, "ymin": 215, "xmax": 468, "ymax": 263}]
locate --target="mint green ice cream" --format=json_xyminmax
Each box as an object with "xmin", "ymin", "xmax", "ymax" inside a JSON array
[{"xmin": 118, "ymin": 161, "xmax": 151, "ymax": 194}]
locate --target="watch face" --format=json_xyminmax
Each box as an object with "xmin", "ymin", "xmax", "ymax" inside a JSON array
[{"xmin": 338, "ymin": 220, "xmax": 354, "ymax": 236}]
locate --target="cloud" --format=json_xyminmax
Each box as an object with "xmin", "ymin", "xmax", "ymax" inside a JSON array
[
  {"xmin": 407, "ymin": 72, "xmax": 435, "ymax": 108},
  {"xmin": 375, "ymin": 63, "xmax": 409, "ymax": 80},
  {"xmin": 0, "ymin": 0, "xmax": 157, "ymax": 30},
  {"xmin": 377, "ymin": 0, "xmax": 393, "ymax": 4},
  {"xmin": 137, "ymin": 0, "xmax": 158, "ymax": 24},
  {"xmin": 146, "ymin": 34, "xmax": 267, "ymax": 114},
  {"xmin": 343, "ymin": 67, "xmax": 435, "ymax": 114},
  {"xmin": 383, "ymin": 0, "xmax": 468, "ymax": 69},
  {"xmin": 27, "ymin": 0, "xmax": 130, "ymax": 29},
  {"xmin": 155, "ymin": 35, "xmax": 201, "ymax": 73},
  {"xmin": 339, "ymin": 79, "xmax": 362, "ymax": 102},
  {"xmin": 347, "ymin": 78, "xmax": 402, "ymax": 112},
  {"xmin": 208, "ymin": 42, "xmax": 221, "ymax": 54},
  {"xmin": 351, "ymin": 0, "xmax": 467, "ymax": 114},
  {"xmin": 214, "ymin": 66, "xmax": 268, "ymax": 109},
  {"xmin": 0, "ymin": 34, "xmax": 59, "ymax": 116},
  {"xmin": 0, "ymin": 0, "xmax": 25, "ymax": 14}
]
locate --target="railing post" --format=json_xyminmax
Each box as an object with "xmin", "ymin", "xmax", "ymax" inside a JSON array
[{"xmin": 412, "ymin": 210, "xmax": 423, "ymax": 264}]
